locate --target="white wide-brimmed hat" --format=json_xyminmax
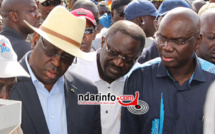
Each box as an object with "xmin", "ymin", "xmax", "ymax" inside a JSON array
[
  {"xmin": 0, "ymin": 35, "xmax": 30, "ymax": 78},
  {"xmin": 24, "ymin": 6, "xmax": 94, "ymax": 61}
]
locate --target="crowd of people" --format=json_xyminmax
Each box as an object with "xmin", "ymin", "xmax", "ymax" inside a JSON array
[{"xmin": 0, "ymin": 0, "xmax": 215, "ymax": 134}]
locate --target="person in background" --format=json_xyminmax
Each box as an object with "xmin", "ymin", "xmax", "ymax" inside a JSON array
[
  {"xmin": 124, "ymin": 0, "xmax": 157, "ymax": 48},
  {"xmin": 0, "ymin": 35, "xmax": 29, "ymax": 134},
  {"xmin": 96, "ymin": 12, "xmax": 112, "ymax": 34},
  {"xmin": 97, "ymin": 1, "xmax": 110, "ymax": 17},
  {"xmin": 72, "ymin": 0, "xmax": 99, "ymax": 26},
  {"xmin": 0, "ymin": 0, "xmax": 41, "ymax": 60},
  {"xmin": 196, "ymin": 9, "xmax": 215, "ymax": 64},
  {"xmin": 92, "ymin": 0, "xmax": 131, "ymax": 51},
  {"xmin": 110, "ymin": 0, "xmax": 131, "ymax": 24},
  {"xmin": 192, "ymin": 0, "xmax": 206, "ymax": 13},
  {"xmin": 138, "ymin": 0, "xmax": 191, "ymax": 64},
  {"xmin": 71, "ymin": 8, "xmax": 97, "ymax": 52},
  {"xmin": 10, "ymin": 6, "xmax": 101, "ymax": 134},
  {"xmin": 36, "ymin": 0, "xmax": 63, "ymax": 21},
  {"xmin": 151, "ymin": 0, "xmax": 163, "ymax": 9},
  {"xmin": 121, "ymin": 7, "xmax": 215, "ymax": 134}
]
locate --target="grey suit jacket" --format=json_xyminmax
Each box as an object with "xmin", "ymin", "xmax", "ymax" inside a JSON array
[{"xmin": 9, "ymin": 53, "xmax": 102, "ymax": 134}]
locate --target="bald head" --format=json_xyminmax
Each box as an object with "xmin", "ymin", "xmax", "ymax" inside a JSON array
[
  {"xmin": 159, "ymin": 7, "xmax": 200, "ymax": 35},
  {"xmin": 1, "ymin": 0, "xmax": 27, "ymax": 17},
  {"xmin": 1, "ymin": 0, "xmax": 41, "ymax": 38},
  {"xmin": 200, "ymin": 8, "xmax": 215, "ymax": 27},
  {"xmin": 196, "ymin": 8, "xmax": 215, "ymax": 64}
]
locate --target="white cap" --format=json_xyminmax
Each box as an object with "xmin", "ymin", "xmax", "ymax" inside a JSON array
[{"xmin": 0, "ymin": 35, "xmax": 30, "ymax": 78}]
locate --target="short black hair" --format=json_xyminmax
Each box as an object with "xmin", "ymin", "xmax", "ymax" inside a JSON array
[
  {"xmin": 106, "ymin": 20, "xmax": 145, "ymax": 51},
  {"xmin": 111, "ymin": 0, "xmax": 131, "ymax": 11}
]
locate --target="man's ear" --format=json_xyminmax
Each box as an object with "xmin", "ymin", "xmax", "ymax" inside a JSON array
[
  {"xmin": 195, "ymin": 33, "xmax": 202, "ymax": 50},
  {"xmin": 153, "ymin": 20, "xmax": 158, "ymax": 31},
  {"xmin": 9, "ymin": 11, "xmax": 18, "ymax": 23},
  {"xmin": 31, "ymin": 32, "xmax": 40, "ymax": 50},
  {"xmin": 110, "ymin": 11, "xmax": 114, "ymax": 19}
]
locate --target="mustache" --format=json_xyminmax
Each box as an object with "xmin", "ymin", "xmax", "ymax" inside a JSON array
[
  {"xmin": 47, "ymin": 65, "xmax": 62, "ymax": 75},
  {"xmin": 109, "ymin": 64, "xmax": 123, "ymax": 73}
]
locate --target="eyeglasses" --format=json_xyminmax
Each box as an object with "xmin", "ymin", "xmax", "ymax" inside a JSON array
[
  {"xmin": 41, "ymin": 0, "xmax": 62, "ymax": 6},
  {"xmin": 40, "ymin": 37, "xmax": 74, "ymax": 64},
  {"xmin": 155, "ymin": 32, "xmax": 199, "ymax": 46},
  {"xmin": 84, "ymin": 28, "xmax": 94, "ymax": 34},
  {"xmin": 105, "ymin": 40, "xmax": 138, "ymax": 64}
]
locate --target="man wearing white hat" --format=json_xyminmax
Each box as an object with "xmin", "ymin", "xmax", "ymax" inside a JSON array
[
  {"xmin": 0, "ymin": 35, "xmax": 29, "ymax": 134},
  {"xmin": 0, "ymin": 35, "xmax": 29, "ymax": 99},
  {"xmin": 10, "ymin": 6, "xmax": 101, "ymax": 134}
]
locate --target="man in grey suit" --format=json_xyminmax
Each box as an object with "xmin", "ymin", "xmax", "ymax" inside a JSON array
[
  {"xmin": 9, "ymin": 6, "xmax": 101, "ymax": 134},
  {"xmin": 0, "ymin": 0, "xmax": 41, "ymax": 60}
]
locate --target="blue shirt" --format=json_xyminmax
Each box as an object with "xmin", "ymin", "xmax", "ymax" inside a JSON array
[
  {"xmin": 121, "ymin": 56, "xmax": 215, "ymax": 134},
  {"xmin": 25, "ymin": 52, "xmax": 68, "ymax": 134}
]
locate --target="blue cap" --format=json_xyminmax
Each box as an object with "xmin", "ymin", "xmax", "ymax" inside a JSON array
[
  {"xmin": 124, "ymin": 0, "xmax": 157, "ymax": 20},
  {"xmin": 99, "ymin": 12, "xmax": 112, "ymax": 28},
  {"xmin": 156, "ymin": 0, "xmax": 191, "ymax": 20}
]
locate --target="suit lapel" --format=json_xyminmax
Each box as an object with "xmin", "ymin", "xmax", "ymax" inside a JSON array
[
  {"xmin": 18, "ymin": 54, "xmax": 49, "ymax": 133},
  {"xmin": 64, "ymin": 73, "xmax": 80, "ymax": 134}
]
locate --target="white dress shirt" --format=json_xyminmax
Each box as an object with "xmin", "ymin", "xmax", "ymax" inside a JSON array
[{"xmin": 68, "ymin": 51, "xmax": 124, "ymax": 134}]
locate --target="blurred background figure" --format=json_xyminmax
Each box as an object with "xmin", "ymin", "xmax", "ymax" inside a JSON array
[
  {"xmin": 196, "ymin": 8, "xmax": 215, "ymax": 64},
  {"xmin": 192, "ymin": 0, "xmax": 206, "ymax": 13},
  {"xmin": 72, "ymin": 0, "xmax": 99, "ymax": 28},
  {"xmin": 124, "ymin": 0, "xmax": 157, "ymax": 48},
  {"xmin": 92, "ymin": 0, "xmax": 131, "ymax": 51},
  {"xmin": 0, "ymin": 35, "xmax": 29, "ymax": 99},
  {"xmin": 36, "ymin": 0, "xmax": 64, "ymax": 21},
  {"xmin": 97, "ymin": 12, "xmax": 112, "ymax": 33},
  {"xmin": 111, "ymin": 0, "xmax": 131, "ymax": 24},
  {"xmin": 0, "ymin": 0, "xmax": 41, "ymax": 60},
  {"xmin": 0, "ymin": 35, "xmax": 29, "ymax": 134},
  {"xmin": 151, "ymin": 0, "xmax": 163, "ymax": 9},
  {"xmin": 97, "ymin": 1, "xmax": 110, "ymax": 17},
  {"xmin": 71, "ymin": 8, "xmax": 97, "ymax": 52}
]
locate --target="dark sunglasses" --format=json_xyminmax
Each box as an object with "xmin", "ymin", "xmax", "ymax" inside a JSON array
[
  {"xmin": 84, "ymin": 28, "xmax": 94, "ymax": 34},
  {"xmin": 40, "ymin": 37, "xmax": 74, "ymax": 65},
  {"xmin": 41, "ymin": 0, "xmax": 62, "ymax": 6},
  {"xmin": 119, "ymin": 10, "xmax": 125, "ymax": 17}
]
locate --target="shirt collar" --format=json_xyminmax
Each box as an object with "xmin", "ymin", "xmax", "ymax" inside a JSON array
[{"xmin": 156, "ymin": 54, "xmax": 206, "ymax": 83}]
